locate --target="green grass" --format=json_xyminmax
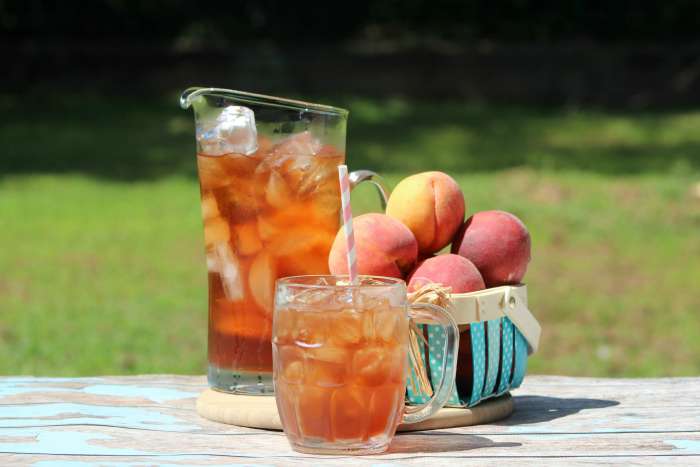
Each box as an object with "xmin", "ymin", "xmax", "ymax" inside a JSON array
[{"xmin": 1, "ymin": 92, "xmax": 699, "ymax": 377}]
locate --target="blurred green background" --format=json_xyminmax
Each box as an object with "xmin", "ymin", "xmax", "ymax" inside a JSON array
[{"xmin": 1, "ymin": 1, "xmax": 699, "ymax": 377}]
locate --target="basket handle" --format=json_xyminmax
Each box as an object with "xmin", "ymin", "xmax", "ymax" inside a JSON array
[{"xmin": 448, "ymin": 285, "xmax": 541, "ymax": 355}]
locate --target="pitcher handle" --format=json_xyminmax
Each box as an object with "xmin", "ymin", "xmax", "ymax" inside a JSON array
[
  {"xmin": 402, "ymin": 302, "xmax": 459, "ymax": 424},
  {"xmin": 349, "ymin": 170, "xmax": 390, "ymax": 210}
]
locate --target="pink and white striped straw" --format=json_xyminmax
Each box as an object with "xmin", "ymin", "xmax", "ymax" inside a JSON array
[{"xmin": 337, "ymin": 164, "xmax": 358, "ymax": 284}]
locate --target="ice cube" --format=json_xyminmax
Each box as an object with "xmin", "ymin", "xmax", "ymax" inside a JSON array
[
  {"xmin": 249, "ymin": 251, "xmax": 276, "ymax": 313},
  {"xmin": 267, "ymin": 132, "xmax": 337, "ymax": 196},
  {"xmin": 373, "ymin": 308, "xmax": 402, "ymax": 343},
  {"xmin": 206, "ymin": 250, "xmax": 219, "ymax": 272},
  {"xmin": 298, "ymin": 157, "xmax": 338, "ymax": 196},
  {"xmin": 305, "ymin": 346, "xmax": 349, "ymax": 387},
  {"xmin": 353, "ymin": 346, "xmax": 391, "ymax": 387},
  {"xmin": 328, "ymin": 309, "xmax": 363, "ymax": 346},
  {"xmin": 214, "ymin": 242, "xmax": 245, "ymax": 301},
  {"xmin": 310, "ymin": 180, "xmax": 341, "ymax": 222},
  {"xmin": 358, "ymin": 288, "xmax": 394, "ymax": 309},
  {"xmin": 265, "ymin": 170, "xmax": 293, "ymax": 208},
  {"xmin": 273, "ymin": 131, "xmax": 322, "ymax": 159},
  {"xmin": 293, "ymin": 310, "xmax": 329, "ymax": 346},
  {"xmin": 197, "ymin": 105, "xmax": 258, "ymax": 156},
  {"xmin": 283, "ymin": 154, "xmax": 337, "ymax": 197}
]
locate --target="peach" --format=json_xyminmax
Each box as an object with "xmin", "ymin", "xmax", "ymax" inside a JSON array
[
  {"xmin": 451, "ymin": 210, "xmax": 531, "ymax": 287},
  {"xmin": 407, "ymin": 254, "xmax": 485, "ymax": 293},
  {"xmin": 328, "ymin": 213, "xmax": 418, "ymax": 279},
  {"xmin": 385, "ymin": 171, "xmax": 465, "ymax": 255}
]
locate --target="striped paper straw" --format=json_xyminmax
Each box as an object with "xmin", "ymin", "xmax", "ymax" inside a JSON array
[{"xmin": 337, "ymin": 164, "xmax": 358, "ymax": 284}]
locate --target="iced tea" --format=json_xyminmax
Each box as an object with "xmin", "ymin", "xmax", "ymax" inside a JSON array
[
  {"xmin": 273, "ymin": 277, "xmax": 409, "ymax": 454},
  {"xmin": 199, "ymin": 131, "xmax": 343, "ymax": 392}
]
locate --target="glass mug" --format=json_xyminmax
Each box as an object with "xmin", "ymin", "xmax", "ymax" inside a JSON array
[
  {"xmin": 273, "ymin": 275, "xmax": 459, "ymax": 455},
  {"xmin": 180, "ymin": 88, "xmax": 389, "ymax": 395}
]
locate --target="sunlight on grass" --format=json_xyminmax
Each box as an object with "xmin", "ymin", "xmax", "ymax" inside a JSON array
[
  {"xmin": 1, "ymin": 170, "xmax": 699, "ymax": 376},
  {"xmin": 1, "ymin": 92, "xmax": 699, "ymax": 376}
]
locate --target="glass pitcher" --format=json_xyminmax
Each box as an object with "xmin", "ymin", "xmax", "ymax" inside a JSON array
[{"xmin": 180, "ymin": 88, "xmax": 388, "ymax": 395}]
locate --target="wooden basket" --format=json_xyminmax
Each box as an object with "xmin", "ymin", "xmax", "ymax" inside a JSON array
[{"xmin": 406, "ymin": 284, "xmax": 540, "ymax": 408}]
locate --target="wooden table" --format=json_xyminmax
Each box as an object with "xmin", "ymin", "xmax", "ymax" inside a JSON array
[{"xmin": 1, "ymin": 376, "xmax": 698, "ymax": 466}]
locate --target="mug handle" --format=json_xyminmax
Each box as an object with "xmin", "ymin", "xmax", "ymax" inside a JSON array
[
  {"xmin": 349, "ymin": 170, "xmax": 390, "ymax": 210},
  {"xmin": 403, "ymin": 302, "xmax": 459, "ymax": 424}
]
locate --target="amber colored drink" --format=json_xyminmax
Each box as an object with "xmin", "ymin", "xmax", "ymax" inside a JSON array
[
  {"xmin": 273, "ymin": 275, "xmax": 459, "ymax": 455},
  {"xmin": 273, "ymin": 293, "xmax": 409, "ymax": 452},
  {"xmin": 199, "ymin": 132, "xmax": 343, "ymax": 391}
]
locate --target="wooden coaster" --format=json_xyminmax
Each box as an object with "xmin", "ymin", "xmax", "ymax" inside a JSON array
[{"xmin": 197, "ymin": 389, "xmax": 513, "ymax": 432}]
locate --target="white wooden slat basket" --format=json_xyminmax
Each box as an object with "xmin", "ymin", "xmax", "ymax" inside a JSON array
[{"xmin": 407, "ymin": 284, "xmax": 540, "ymax": 408}]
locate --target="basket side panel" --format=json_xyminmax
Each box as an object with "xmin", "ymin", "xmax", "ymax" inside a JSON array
[
  {"xmin": 482, "ymin": 318, "xmax": 501, "ymax": 397},
  {"xmin": 426, "ymin": 325, "xmax": 464, "ymax": 407},
  {"xmin": 496, "ymin": 318, "xmax": 515, "ymax": 395},
  {"xmin": 468, "ymin": 322, "xmax": 486, "ymax": 407},
  {"xmin": 511, "ymin": 327, "xmax": 529, "ymax": 389}
]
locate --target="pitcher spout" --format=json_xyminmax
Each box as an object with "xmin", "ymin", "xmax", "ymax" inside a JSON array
[
  {"xmin": 180, "ymin": 87, "xmax": 209, "ymax": 110},
  {"xmin": 180, "ymin": 87, "xmax": 348, "ymax": 117}
]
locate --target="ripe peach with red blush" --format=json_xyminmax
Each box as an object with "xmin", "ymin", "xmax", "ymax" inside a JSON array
[
  {"xmin": 407, "ymin": 254, "xmax": 485, "ymax": 293},
  {"xmin": 328, "ymin": 213, "xmax": 418, "ymax": 279},
  {"xmin": 452, "ymin": 210, "xmax": 531, "ymax": 287}
]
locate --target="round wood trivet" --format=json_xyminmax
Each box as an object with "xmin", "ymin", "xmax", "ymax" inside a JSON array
[{"xmin": 196, "ymin": 389, "xmax": 513, "ymax": 432}]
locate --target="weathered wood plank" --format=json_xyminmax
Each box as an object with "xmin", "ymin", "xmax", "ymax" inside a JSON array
[{"xmin": 0, "ymin": 375, "xmax": 698, "ymax": 466}]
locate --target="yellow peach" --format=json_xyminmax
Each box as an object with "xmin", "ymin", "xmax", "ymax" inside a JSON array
[{"xmin": 386, "ymin": 171, "xmax": 465, "ymax": 255}]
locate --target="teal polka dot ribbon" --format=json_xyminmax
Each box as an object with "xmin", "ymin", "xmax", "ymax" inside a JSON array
[{"xmin": 406, "ymin": 316, "xmax": 529, "ymax": 407}]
